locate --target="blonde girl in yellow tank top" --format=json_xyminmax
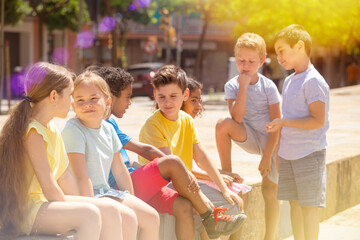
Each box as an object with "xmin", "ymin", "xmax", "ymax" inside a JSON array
[{"xmin": 0, "ymin": 62, "xmax": 125, "ymax": 239}]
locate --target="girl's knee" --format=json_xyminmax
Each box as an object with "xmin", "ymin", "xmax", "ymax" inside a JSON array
[
  {"xmin": 98, "ymin": 198, "xmax": 123, "ymax": 223},
  {"xmin": 80, "ymin": 203, "xmax": 102, "ymax": 228}
]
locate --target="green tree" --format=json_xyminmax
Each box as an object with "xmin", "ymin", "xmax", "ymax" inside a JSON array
[
  {"xmin": 29, "ymin": 0, "xmax": 89, "ymax": 60},
  {"xmin": 157, "ymin": 0, "xmax": 233, "ymax": 80},
  {"xmin": 230, "ymin": 0, "xmax": 360, "ymax": 87},
  {"xmin": 0, "ymin": 0, "xmax": 31, "ymax": 25},
  {"xmin": 102, "ymin": 0, "xmax": 152, "ymax": 67}
]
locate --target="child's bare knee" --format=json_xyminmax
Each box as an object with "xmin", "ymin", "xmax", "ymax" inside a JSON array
[
  {"xmin": 173, "ymin": 197, "xmax": 193, "ymax": 218},
  {"xmin": 80, "ymin": 203, "xmax": 102, "ymax": 227}
]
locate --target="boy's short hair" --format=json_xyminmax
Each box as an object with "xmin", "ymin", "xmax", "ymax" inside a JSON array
[
  {"xmin": 275, "ymin": 24, "xmax": 312, "ymax": 57},
  {"xmin": 152, "ymin": 65, "xmax": 187, "ymax": 92},
  {"xmin": 234, "ymin": 33, "xmax": 266, "ymax": 60},
  {"xmin": 86, "ymin": 65, "xmax": 134, "ymax": 97}
]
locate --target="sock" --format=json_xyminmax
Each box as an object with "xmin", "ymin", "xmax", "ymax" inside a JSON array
[{"xmin": 200, "ymin": 208, "xmax": 213, "ymax": 220}]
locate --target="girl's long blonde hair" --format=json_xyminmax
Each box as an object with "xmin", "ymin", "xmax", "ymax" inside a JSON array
[{"xmin": 0, "ymin": 62, "xmax": 74, "ymax": 237}]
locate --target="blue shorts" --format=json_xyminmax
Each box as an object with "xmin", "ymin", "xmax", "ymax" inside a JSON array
[
  {"xmin": 277, "ymin": 150, "xmax": 327, "ymax": 207},
  {"xmin": 94, "ymin": 188, "xmax": 128, "ymax": 201}
]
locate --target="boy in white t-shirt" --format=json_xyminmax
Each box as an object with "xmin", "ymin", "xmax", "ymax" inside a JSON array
[
  {"xmin": 266, "ymin": 24, "xmax": 329, "ymax": 240},
  {"xmin": 215, "ymin": 33, "xmax": 281, "ymax": 240}
]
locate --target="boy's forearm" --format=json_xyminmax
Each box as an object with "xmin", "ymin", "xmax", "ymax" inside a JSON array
[
  {"xmin": 230, "ymin": 86, "xmax": 247, "ymax": 123},
  {"xmin": 194, "ymin": 145, "xmax": 227, "ymax": 193},
  {"xmin": 191, "ymin": 168, "xmax": 211, "ymax": 180},
  {"xmin": 262, "ymin": 131, "xmax": 280, "ymax": 160},
  {"xmin": 282, "ymin": 116, "xmax": 324, "ymax": 129},
  {"xmin": 125, "ymin": 140, "xmax": 165, "ymax": 161}
]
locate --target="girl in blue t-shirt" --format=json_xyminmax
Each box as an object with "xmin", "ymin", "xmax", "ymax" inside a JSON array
[{"xmin": 62, "ymin": 71, "xmax": 159, "ymax": 240}]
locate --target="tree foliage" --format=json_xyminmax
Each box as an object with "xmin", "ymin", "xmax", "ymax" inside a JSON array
[
  {"xmin": 29, "ymin": 0, "xmax": 89, "ymax": 32},
  {"xmin": 1, "ymin": 0, "xmax": 31, "ymax": 26},
  {"xmin": 230, "ymin": 0, "xmax": 360, "ymax": 53}
]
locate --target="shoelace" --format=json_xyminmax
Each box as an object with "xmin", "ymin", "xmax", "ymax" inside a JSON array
[{"xmin": 212, "ymin": 207, "xmax": 233, "ymax": 229}]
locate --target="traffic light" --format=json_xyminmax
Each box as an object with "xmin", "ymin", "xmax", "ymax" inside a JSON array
[
  {"xmin": 159, "ymin": 8, "xmax": 171, "ymax": 43},
  {"xmin": 169, "ymin": 27, "xmax": 176, "ymax": 47}
]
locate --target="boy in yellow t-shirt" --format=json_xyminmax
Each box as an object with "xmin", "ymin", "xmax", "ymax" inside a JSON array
[{"xmin": 139, "ymin": 65, "xmax": 246, "ymax": 239}]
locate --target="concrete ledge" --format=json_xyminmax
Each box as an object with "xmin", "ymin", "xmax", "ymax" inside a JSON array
[{"xmin": 229, "ymin": 154, "xmax": 360, "ymax": 240}]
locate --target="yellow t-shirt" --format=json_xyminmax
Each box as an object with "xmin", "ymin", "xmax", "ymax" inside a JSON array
[
  {"xmin": 139, "ymin": 110, "xmax": 200, "ymax": 170},
  {"xmin": 23, "ymin": 120, "xmax": 69, "ymax": 234}
]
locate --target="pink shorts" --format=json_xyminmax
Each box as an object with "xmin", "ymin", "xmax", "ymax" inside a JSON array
[{"xmin": 130, "ymin": 158, "xmax": 179, "ymax": 215}]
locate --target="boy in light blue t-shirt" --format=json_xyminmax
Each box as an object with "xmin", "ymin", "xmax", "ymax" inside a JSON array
[
  {"xmin": 266, "ymin": 24, "xmax": 329, "ymax": 240},
  {"xmin": 216, "ymin": 32, "xmax": 281, "ymax": 240}
]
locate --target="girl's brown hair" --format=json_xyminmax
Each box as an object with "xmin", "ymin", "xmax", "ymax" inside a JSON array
[
  {"xmin": 0, "ymin": 62, "xmax": 74, "ymax": 237},
  {"xmin": 74, "ymin": 71, "xmax": 112, "ymax": 118}
]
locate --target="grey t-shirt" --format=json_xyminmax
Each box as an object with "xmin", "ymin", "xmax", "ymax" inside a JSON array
[
  {"xmin": 62, "ymin": 118, "xmax": 122, "ymax": 191},
  {"xmin": 224, "ymin": 73, "xmax": 281, "ymax": 134}
]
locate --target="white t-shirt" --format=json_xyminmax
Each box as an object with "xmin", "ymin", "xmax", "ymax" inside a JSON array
[
  {"xmin": 62, "ymin": 118, "xmax": 122, "ymax": 191},
  {"xmin": 279, "ymin": 65, "xmax": 329, "ymax": 160},
  {"xmin": 224, "ymin": 73, "xmax": 281, "ymax": 134}
]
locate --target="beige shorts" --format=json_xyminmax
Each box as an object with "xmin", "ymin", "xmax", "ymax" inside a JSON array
[{"xmin": 234, "ymin": 122, "xmax": 278, "ymax": 184}]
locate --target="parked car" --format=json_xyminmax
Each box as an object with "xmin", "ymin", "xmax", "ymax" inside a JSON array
[{"xmin": 127, "ymin": 62, "xmax": 164, "ymax": 98}]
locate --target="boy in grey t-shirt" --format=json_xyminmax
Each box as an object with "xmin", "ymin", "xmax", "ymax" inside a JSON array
[{"xmin": 215, "ymin": 33, "xmax": 281, "ymax": 240}]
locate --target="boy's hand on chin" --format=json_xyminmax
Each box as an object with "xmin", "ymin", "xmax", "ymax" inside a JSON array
[{"xmin": 237, "ymin": 72, "xmax": 251, "ymax": 86}]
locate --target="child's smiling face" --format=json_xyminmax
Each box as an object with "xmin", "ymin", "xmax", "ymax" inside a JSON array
[
  {"xmin": 182, "ymin": 88, "xmax": 202, "ymax": 119},
  {"xmin": 154, "ymin": 83, "xmax": 189, "ymax": 121},
  {"xmin": 72, "ymin": 82, "xmax": 111, "ymax": 127},
  {"xmin": 274, "ymin": 38, "xmax": 298, "ymax": 70}
]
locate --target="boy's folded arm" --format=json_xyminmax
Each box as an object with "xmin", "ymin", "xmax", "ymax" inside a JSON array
[
  {"xmin": 111, "ymin": 151, "xmax": 134, "ymax": 194},
  {"xmin": 67, "ymin": 152, "xmax": 94, "ymax": 197},
  {"xmin": 124, "ymin": 139, "xmax": 166, "ymax": 161},
  {"xmin": 25, "ymin": 129, "xmax": 66, "ymax": 202},
  {"xmin": 279, "ymin": 100, "xmax": 326, "ymax": 130},
  {"xmin": 228, "ymin": 87, "xmax": 247, "ymax": 123}
]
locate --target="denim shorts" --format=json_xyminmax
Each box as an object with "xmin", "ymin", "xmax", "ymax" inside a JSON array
[
  {"xmin": 277, "ymin": 150, "xmax": 327, "ymax": 207},
  {"xmin": 94, "ymin": 188, "xmax": 128, "ymax": 201}
]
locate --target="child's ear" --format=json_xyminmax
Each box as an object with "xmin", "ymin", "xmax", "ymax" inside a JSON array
[
  {"xmin": 49, "ymin": 90, "xmax": 57, "ymax": 104},
  {"xmin": 183, "ymin": 88, "xmax": 190, "ymax": 101},
  {"xmin": 106, "ymin": 96, "xmax": 112, "ymax": 109},
  {"xmin": 296, "ymin": 40, "xmax": 305, "ymax": 51},
  {"xmin": 260, "ymin": 57, "xmax": 266, "ymax": 66}
]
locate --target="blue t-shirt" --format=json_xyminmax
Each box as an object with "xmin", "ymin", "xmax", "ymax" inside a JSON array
[
  {"xmin": 224, "ymin": 73, "xmax": 281, "ymax": 134},
  {"xmin": 106, "ymin": 117, "xmax": 137, "ymax": 189},
  {"xmin": 62, "ymin": 118, "xmax": 122, "ymax": 191},
  {"xmin": 279, "ymin": 65, "xmax": 329, "ymax": 160}
]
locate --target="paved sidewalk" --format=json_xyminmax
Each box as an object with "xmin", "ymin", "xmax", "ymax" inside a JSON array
[{"xmin": 284, "ymin": 204, "xmax": 360, "ymax": 240}]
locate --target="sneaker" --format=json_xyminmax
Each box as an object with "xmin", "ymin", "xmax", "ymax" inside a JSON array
[{"xmin": 202, "ymin": 207, "xmax": 247, "ymax": 239}]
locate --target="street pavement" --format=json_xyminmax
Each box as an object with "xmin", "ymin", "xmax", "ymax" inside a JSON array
[{"xmin": 0, "ymin": 84, "xmax": 359, "ymax": 239}]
